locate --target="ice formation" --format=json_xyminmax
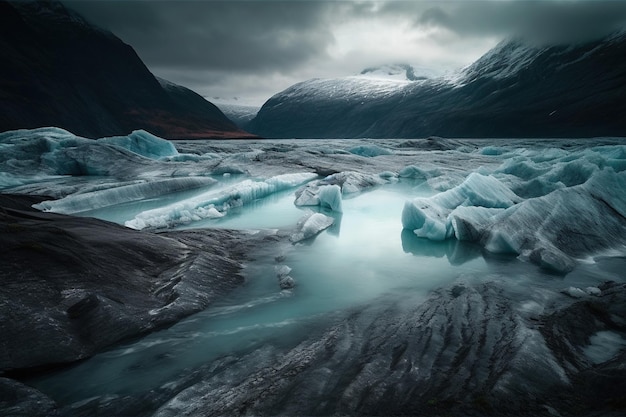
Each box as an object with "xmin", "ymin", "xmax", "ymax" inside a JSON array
[
  {"xmin": 295, "ymin": 184, "xmax": 343, "ymax": 212},
  {"xmin": 98, "ymin": 130, "xmax": 179, "ymax": 159},
  {"xmin": 348, "ymin": 145, "xmax": 393, "ymax": 157},
  {"xmin": 126, "ymin": 172, "xmax": 317, "ymax": 230},
  {"xmin": 0, "ymin": 127, "xmax": 193, "ymax": 185},
  {"xmin": 34, "ymin": 177, "xmax": 217, "ymax": 214},
  {"xmin": 275, "ymin": 265, "xmax": 295, "ymax": 289},
  {"xmin": 290, "ymin": 211, "xmax": 334, "ymax": 243},
  {"xmin": 294, "ymin": 171, "xmax": 387, "ymax": 213},
  {"xmin": 402, "ymin": 173, "xmax": 521, "ymax": 241},
  {"xmin": 402, "ymin": 147, "xmax": 626, "ymax": 273}
]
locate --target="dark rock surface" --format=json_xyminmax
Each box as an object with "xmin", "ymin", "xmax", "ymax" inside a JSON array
[
  {"xmin": 148, "ymin": 280, "xmax": 626, "ymax": 417},
  {"xmin": 0, "ymin": 194, "xmax": 253, "ymax": 373},
  {"xmin": 0, "ymin": 0, "xmax": 255, "ymax": 139},
  {"xmin": 250, "ymin": 33, "xmax": 626, "ymax": 138},
  {"xmin": 1, "ymin": 193, "xmax": 624, "ymax": 416},
  {"xmin": 0, "ymin": 377, "xmax": 58, "ymax": 417}
]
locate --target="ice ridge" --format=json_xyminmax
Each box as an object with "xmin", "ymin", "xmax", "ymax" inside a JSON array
[
  {"xmin": 126, "ymin": 172, "xmax": 318, "ymax": 230},
  {"xmin": 402, "ymin": 154, "xmax": 626, "ymax": 273}
]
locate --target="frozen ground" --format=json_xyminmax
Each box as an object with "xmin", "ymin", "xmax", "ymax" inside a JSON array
[{"xmin": 1, "ymin": 128, "xmax": 625, "ymax": 416}]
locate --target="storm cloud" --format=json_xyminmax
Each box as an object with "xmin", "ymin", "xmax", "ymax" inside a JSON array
[
  {"xmin": 64, "ymin": 1, "xmax": 626, "ymax": 104},
  {"xmin": 411, "ymin": 1, "xmax": 626, "ymax": 45}
]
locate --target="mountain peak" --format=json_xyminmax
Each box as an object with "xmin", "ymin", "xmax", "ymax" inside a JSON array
[{"xmin": 358, "ymin": 64, "xmax": 437, "ymax": 82}]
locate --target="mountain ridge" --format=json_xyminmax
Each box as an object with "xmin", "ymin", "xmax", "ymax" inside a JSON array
[
  {"xmin": 250, "ymin": 31, "xmax": 626, "ymax": 139},
  {"xmin": 0, "ymin": 0, "xmax": 255, "ymax": 139}
]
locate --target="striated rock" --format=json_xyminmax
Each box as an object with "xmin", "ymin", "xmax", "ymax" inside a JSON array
[{"xmin": 0, "ymin": 194, "xmax": 252, "ymax": 372}]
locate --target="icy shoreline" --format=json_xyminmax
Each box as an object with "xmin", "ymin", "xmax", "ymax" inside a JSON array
[{"xmin": 1, "ymin": 129, "xmax": 625, "ymax": 416}]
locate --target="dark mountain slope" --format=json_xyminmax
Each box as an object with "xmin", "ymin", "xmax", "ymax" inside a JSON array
[
  {"xmin": 0, "ymin": 0, "xmax": 254, "ymax": 139},
  {"xmin": 250, "ymin": 33, "xmax": 626, "ymax": 138}
]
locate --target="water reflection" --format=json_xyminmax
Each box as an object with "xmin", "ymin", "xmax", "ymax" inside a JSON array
[{"xmin": 400, "ymin": 229, "xmax": 483, "ymax": 265}]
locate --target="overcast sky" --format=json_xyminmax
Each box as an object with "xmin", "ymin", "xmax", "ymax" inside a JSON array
[{"xmin": 65, "ymin": 1, "xmax": 626, "ymax": 106}]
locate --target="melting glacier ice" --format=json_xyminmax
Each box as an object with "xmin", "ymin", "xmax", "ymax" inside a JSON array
[{"xmin": 2, "ymin": 129, "xmax": 626, "ymax": 416}]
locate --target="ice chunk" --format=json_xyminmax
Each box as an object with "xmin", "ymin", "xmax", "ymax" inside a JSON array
[
  {"xmin": 211, "ymin": 164, "xmax": 247, "ymax": 175},
  {"xmin": 463, "ymin": 169, "xmax": 624, "ymax": 273},
  {"xmin": 449, "ymin": 206, "xmax": 505, "ymax": 241},
  {"xmin": 275, "ymin": 265, "xmax": 295, "ymax": 289},
  {"xmin": 278, "ymin": 275, "xmax": 295, "ymax": 290},
  {"xmin": 275, "ymin": 265, "xmax": 292, "ymax": 277},
  {"xmin": 403, "ymin": 166, "xmax": 626, "ymax": 273},
  {"xmin": 126, "ymin": 172, "xmax": 317, "ymax": 230},
  {"xmin": 295, "ymin": 184, "xmax": 342, "ymax": 213},
  {"xmin": 290, "ymin": 212, "xmax": 334, "ymax": 243},
  {"xmin": 326, "ymin": 171, "xmax": 385, "ymax": 194},
  {"xmin": 98, "ymin": 130, "xmax": 178, "ymax": 159},
  {"xmin": 0, "ymin": 127, "xmax": 189, "ymax": 182},
  {"xmin": 295, "ymin": 171, "xmax": 384, "ymax": 212},
  {"xmin": 348, "ymin": 145, "xmax": 392, "ymax": 157},
  {"xmin": 398, "ymin": 165, "xmax": 441, "ymax": 180},
  {"xmin": 402, "ymin": 173, "xmax": 520, "ymax": 240},
  {"xmin": 585, "ymin": 168, "xmax": 626, "ymax": 218}
]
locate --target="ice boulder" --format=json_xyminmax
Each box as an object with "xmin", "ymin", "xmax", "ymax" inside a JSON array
[
  {"xmin": 402, "ymin": 173, "xmax": 521, "ymax": 240},
  {"xmin": 295, "ymin": 184, "xmax": 343, "ymax": 213},
  {"xmin": 348, "ymin": 145, "xmax": 392, "ymax": 157},
  {"xmin": 398, "ymin": 165, "xmax": 441, "ymax": 180},
  {"xmin": 295, "ymin": 171, "xmax": 385, "ymax": 212},
  {"xmin": 414, "ymin": 168, "xmax": 626, "ymax": 273},
  {"xmin": 324, "ymin": 171, "xmax": 386, "ymax": 194},
  {"xmin": 99, "ymin": 130, "xmax": 179, "ymax": 160},
  {"xmin": 290, "ymin": 211, "xmax": 334, "ymax": 243},
  {"xmin": 275, "ymin": 265, "xmax": 295, "ymax": 289}
]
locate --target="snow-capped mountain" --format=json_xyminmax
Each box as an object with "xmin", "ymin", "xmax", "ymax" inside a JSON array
[
  {"xmin": 358, "ymin": 64, "xmax": 439, "ymax": 81},
  {"xmin": 250, "ymin": 32, "xmax": 626, "ymax": 138},
  {"xmin": 210, "ymin": 98, "xmax": 262, "ymax": 130},
  {"xmin": 249, "ymin": 66, "xmax": 425, "ymax": 138},
  {"xmin": 0, "ymin": 0, "xmax": 254, "ymax": 139}
]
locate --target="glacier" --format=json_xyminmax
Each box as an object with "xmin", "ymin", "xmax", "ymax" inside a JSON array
[
  {"xmin": 1, "ymin": 128, "xmax": 626, "ymax": 417},
  {"xmin": 125, "ymin": 172, "xmax": 318, "ymax": 230},
  {"xmin": 402, "ymin": 144, "xmax": 626, "ymax": 273}
]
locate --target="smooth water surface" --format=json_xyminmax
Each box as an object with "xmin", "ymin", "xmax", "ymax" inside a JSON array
[{"xmin": 30, "ymin": 181, "xmax": 499, "ymax": 404}]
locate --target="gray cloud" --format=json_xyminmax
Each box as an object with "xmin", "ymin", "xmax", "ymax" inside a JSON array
[
  {"xmin": 66, "ymin": 1, "xmax": 336, "ymax": 72},
  {"xmin": 410, "ymin": 1, "xmax": 626, "ymax": 45},
  {"xmin": 63, "ymin": 1, "xmax": 626, "ymax": 104}
]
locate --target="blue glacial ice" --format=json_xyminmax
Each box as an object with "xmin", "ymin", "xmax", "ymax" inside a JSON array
[
  {"xmin": 401, "ymin": 172, "xmax": 521, "ymax": 240},
  {"xmin": 98, "ymin": 130, "xmax": 179, "ymax": 159},
  {"xmin": 294, "ymin": 171, "xmax": 386, "ymax": 213},
  {"xmin": 33, "ymin": 177, "xmax": 218, "ymax": 214},
  {"xmin": 348, "ymin": 144, "xmax": 393, "ymax": 157},
  {"xmin": 290, "ymin": 211, "xmax": 334, "ymax": 243},
  {"xmin": 402, "ymin": 144, "xmax": 626, "ymax": 273},
  {"xmin": 3, "ymin": 129, "xmax": 626, "ymax": 417},
  {"xmin": 126, "ymin": 172, "xmax": 318, "ymax": 230}
]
